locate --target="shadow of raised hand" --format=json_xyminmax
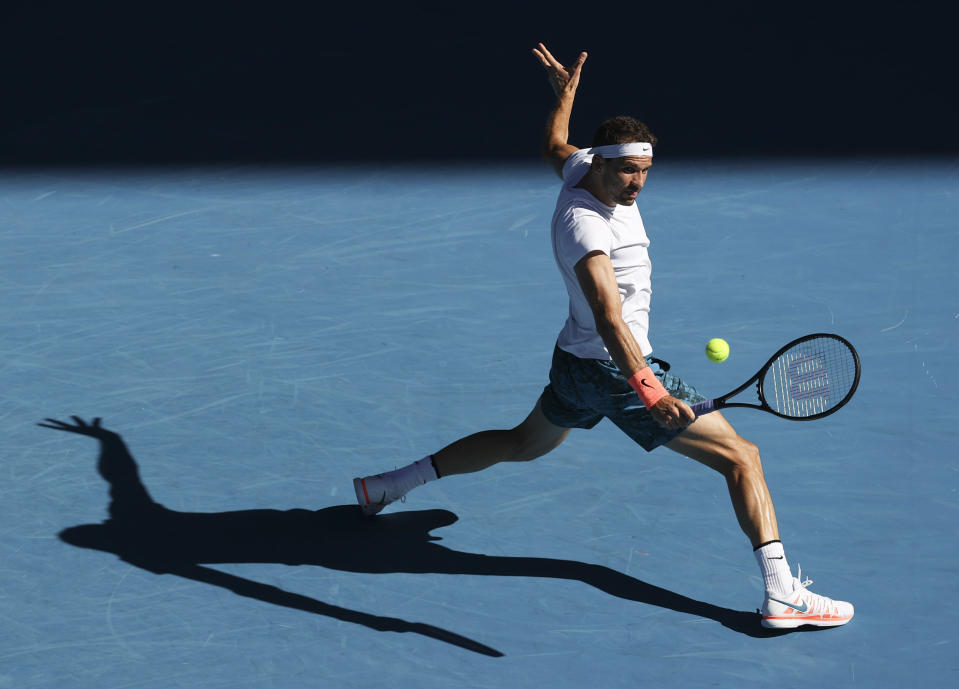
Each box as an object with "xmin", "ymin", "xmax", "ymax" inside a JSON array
[
  {"xmin": 40, "ymin": 416, "xmax": 116, "ymax": 438},
  {"xmin": 40, "ymin": 416, "xmax": 158, "ymax": 518}
]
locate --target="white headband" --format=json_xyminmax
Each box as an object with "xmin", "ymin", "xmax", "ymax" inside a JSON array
[{"xmin": 588, "ymin": 142, "xmax": 653, "ymax": 158}]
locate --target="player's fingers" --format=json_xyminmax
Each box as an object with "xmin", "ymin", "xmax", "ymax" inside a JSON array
[
  {"xmin": 652, "ymin": 410, "xmax": 675, "ymax": 430},
  {"xmin": 539, "ymin": 43, "xmax": 569, "ymax": 72},
  {"xmin": 567, "ymin": 52, "xmax": 587, "ymax": 84},
  {"xmin": 536, "ymin": 42, "xmax": 557, "ymax": 64},
  {"xmin": 532, "ymin": 48, "xmax": 550, "ymax": 68}
]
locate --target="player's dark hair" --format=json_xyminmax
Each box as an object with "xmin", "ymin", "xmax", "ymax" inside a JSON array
[{"xmin": 592, "ymin": 116, "xmax": 658, "ymax": 148}]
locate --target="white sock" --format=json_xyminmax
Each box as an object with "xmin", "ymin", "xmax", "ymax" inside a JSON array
[
  {"xmin": 754, "ymin": 541, "xmax": 794, "ymax": 596},
  {"xmin": 385, "ymin": 456, "xmax": 438, "ymax": 498}
]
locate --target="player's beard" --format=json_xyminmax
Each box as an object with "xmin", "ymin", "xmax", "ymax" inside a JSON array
[{"xmin": 619, "ymin": 186, "xmax": 640, "ymax": 205}]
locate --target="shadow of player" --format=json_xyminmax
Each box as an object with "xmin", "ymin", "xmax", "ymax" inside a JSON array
[{"xmin": 42, "ymin": 416, "xmax": 812, "ymax": 657}]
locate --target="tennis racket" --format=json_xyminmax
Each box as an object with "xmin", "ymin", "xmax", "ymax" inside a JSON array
[{"xmin": 691, "ymin": 333, "xmax": 861, "ymax": 420}]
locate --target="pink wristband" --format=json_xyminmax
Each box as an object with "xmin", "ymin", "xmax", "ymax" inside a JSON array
[{"xmin": 628, "ymin": 368, "xmax": 669, "ymax": 408}]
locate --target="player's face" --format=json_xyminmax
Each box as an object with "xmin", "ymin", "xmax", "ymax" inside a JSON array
[{"xmin": 602, "ymin": 156, "xmax": 652, "ymax": 205}]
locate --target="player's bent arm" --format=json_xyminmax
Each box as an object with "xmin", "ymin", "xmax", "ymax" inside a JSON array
[
  {"xmin": 574, "ymin": 251, "xmax": 648, "ymax": 375},
  {"xmin": 574, "ymin": 251, "xmax": 695, "ymax": 429}
]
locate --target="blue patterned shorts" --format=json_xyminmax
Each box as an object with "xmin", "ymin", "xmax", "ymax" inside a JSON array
[{"xmin": 540, "ymin": 345, "xmax": 706, "ymax": 451}]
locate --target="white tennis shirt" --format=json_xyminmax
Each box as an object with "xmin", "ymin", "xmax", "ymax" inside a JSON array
[{"xmin": 551, "ymin": 149, "xmax": 653, "ymax": 360}]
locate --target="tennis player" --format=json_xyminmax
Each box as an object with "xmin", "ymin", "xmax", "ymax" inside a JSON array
[{"xmin": 354, "ymin": 43, "xmax": 853, "ymax": 629}]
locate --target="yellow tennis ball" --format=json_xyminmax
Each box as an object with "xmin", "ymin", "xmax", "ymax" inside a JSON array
[{"xmin": 706, "ymin": 338, "xmax": 729, "ymax": 362}]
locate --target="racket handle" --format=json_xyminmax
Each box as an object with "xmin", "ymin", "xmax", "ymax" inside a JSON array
[{"xmin": 691, "ymin": 399, "xmax": 716, "ymax": 417}]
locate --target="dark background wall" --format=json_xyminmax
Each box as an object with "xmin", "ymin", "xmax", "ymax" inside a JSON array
[{"xmin": 2, "ymin": 1, "xmax": 954, "ymax": 163}]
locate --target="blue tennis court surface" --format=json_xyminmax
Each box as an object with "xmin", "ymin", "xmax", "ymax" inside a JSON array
[{"xmin": 2, "ymin": 159, "xmax": 956, "ymax": 687}]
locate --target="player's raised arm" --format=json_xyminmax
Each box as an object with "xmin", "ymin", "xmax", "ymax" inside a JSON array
[{"xmin": 532, "ymin": 43, "xmax": 586, "ymax": 177}]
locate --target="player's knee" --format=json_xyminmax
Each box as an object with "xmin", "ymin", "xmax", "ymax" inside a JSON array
[
  {"xmin": 727, "ymin": 438, "xmax": 763, "ymax": 479},
  {"xmin": 507, "ymin": 426, "xmax": 566, "ymax": 462},
  {"xmin": 734, "ymin": 438, "xmax": 763, "ymax": 476},
  {"xmin": 509, "ymin": 437, "xmax": 551, "ymax": 462}
]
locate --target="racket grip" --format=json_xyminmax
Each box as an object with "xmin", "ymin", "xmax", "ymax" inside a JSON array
[{"xmin": 691, "ymin": 399, "xmax": 716, "ymax": 417}]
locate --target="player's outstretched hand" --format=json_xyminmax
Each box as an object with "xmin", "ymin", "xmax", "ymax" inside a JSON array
[
  {"xmin": 532, "ymin": 42, "xmax": 587, "ymax": 97},
  {"xmin": 650, "ymin": 396, "xmax": 696, "ymax": 431},
  {"xmin": 38, "ymin": 416, "xmax": 117, "ymax": 439}
]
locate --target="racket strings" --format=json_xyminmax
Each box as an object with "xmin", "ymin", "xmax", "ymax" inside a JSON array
[{"xmin": 764, "ymin": 337, "xmax": 857, "ymax": 418}]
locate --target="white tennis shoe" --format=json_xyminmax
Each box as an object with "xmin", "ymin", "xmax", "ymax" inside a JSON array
[
  {"xmin": 760, "ymin": 565, "xmax": 854, "ymax": 628},
  {"xmin": 353, "ymin": 474, "xmax": 402, "ymax": 516}
]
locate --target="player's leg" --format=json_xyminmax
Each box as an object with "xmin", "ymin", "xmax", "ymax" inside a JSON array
[
  {"xmin": 354, "ymin": 396, "xmax": 570, "ymax": 515},
  {"xmin": 666, "ymin": 413, "xmax": 853, "ymax": 628},
  {"xmin": 432, "ymin": 397, "xmax": 571, "ymax": 477},
  {"xmin": 664, "ymin": 412, "xmax": 777, "ymax": 547}
]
